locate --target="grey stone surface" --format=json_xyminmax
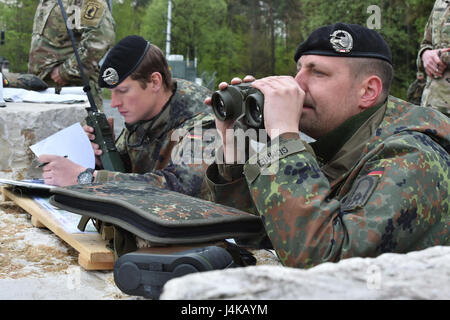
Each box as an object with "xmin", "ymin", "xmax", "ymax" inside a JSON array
[
  {"xmin": 160, "ymin": 246, "xmax": 450, "ymax": 300},
  {"xmin": 0, "ymin": 102, "xmax": 88, "ymax": 180}
]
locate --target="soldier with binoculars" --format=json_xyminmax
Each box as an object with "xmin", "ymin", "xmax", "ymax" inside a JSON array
[{"xmin": 204, "ymin": 23, "xmax": 450, "ymax": 269}]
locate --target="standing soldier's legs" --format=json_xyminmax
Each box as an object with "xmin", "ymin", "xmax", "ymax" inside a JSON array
[{"xmin": 89, "ymin": 78, "xmax": 104, "ymax": 112}]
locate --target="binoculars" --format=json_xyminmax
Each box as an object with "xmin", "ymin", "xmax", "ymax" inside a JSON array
[
  {"xmin": 211, "ymin": 82, "xmax": 264, "ymax": 128},
  {"xmin": 114, "ymin": 246, "xmax": 237, "ymax": 299}
]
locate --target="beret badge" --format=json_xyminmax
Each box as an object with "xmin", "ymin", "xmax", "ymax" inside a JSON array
[
  {"xmin": 329, "ymin": 30, "xmax": 353, "ymax": 53},
  {"xmin": 102, "ymin": 67, "xmax": 119, "ymax": 86}
]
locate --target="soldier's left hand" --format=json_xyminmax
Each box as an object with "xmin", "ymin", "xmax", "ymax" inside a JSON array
[
  {"xmin": 204, "ymin": 75, "xmax": 255, "ymax": 163},
  {"xmin": 50, "ymin": 66, "xmax": 68, "ymax": 86},
  {"xmin": 38, "ymin": 154, "xmax": 85, "ymax": 187}
]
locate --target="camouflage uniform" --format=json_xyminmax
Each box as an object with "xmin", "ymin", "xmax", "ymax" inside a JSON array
[
  {"xmin": 206, "ymin": 96, "xmax": 450, "ymax": 268},
  {"xmin": 28, "ymin": 0, "xmax": 115, "ymax": 109},
  {"xmin": 2, "ymin": 72, "xmax": 49, "ymax": 91},
  {"xmin": 417, "ymin": 0, "xmax": 450, "ymax": 116},
  {"xmin": 406, "ymin": 72, "xmax": 426, "ymax": 106},
  {"xmin": 95, "ymin": 79, "xmax": 217, "ymax": 201}
]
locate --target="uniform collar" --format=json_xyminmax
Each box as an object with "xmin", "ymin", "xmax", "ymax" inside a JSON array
[{"xmin": 311, "ymin": 100, "xmax": 385, "ymax": 165}]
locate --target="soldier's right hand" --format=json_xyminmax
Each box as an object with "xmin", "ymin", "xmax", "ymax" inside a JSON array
[{"xmin": 83, "ymin": 117, "xmax": 115, "ymax": 167}]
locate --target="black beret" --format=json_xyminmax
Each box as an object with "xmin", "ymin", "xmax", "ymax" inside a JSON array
[
  {"xmin": 99, "ymin": 35, "xmax": 151, "ymax": 88},
  {"xmin": 294, "ymin": 23, "xmax": 392, "ymax": 65}
]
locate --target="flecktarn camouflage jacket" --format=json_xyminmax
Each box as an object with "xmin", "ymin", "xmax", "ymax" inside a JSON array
[
  {"xmin": 207, "ymin": 96, "xmax": 450, "ymax": 268},
  {"xmin": 95, "ymin": 79, "xmax": 217, "ymax": 200}
]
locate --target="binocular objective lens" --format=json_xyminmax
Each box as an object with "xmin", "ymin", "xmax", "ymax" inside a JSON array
[
  {"xmin": 250, "ymin": 104, "xmax": 262, "ymax": 122},
  {"xmin": 212, "ymin": 94, "xmax": 227, "ymax": 119},
  {"xmin": 217, "ymin": 97, "xmax": 227, "ymax": 118},
  {"xmin": 247, "ymin": 98, "xmax": 262, "ymax": 124}
]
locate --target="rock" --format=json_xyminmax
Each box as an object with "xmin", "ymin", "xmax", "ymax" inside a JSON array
[
  {"xmin": 160, "ymin": 246, "xmax": 450, "ymax": 300},
  {"xmin": 0, "ymin": 102, "xmax": 87, "ymax": 180}
]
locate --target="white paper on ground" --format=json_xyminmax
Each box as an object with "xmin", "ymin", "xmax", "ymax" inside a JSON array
[
  {"xmin": 3, "ymin": 87, "xmax": 87, "ymax": 103},
  {"xmin": 29, "ymin": 122, "xmax": 95, "ymax": 169}
]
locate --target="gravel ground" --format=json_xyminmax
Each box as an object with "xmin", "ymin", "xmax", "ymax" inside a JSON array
[{"xmin": 0, "ymin": 201, "xmax": 136, "ymax": 300}]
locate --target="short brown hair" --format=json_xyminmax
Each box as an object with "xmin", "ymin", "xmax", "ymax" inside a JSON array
[{"xmin": 130, "ymin": 44, "xmax": 173, "ymax": 90}]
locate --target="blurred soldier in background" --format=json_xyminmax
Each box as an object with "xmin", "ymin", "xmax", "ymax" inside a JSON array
[
  {"xmin": 1, "ymin": 28, "xmax": 48, "ymax": 92},
  {"xmin": 416, "ymin": 0, "xmax": 450, "ymax": 116},
  {"xmin": 27, "ymin": 0, "xmax": 115, "ymax": 109},
  {"xmin": 406, "ymin": 71, "xmax": 426, "ymax": 105}
]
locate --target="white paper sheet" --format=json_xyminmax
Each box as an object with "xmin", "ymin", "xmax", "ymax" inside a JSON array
[
  {"xmin": 32, "ymin": 196, "xmax": 97, "ymax": 234},
  {"xmin": 30, "ymin": 122, "xmax": 95, "ymax": 169},
  {"xmin": 0, "ymin": 178, "xmax": 56, "ymax": 190},
  {"xmin": 40, "ymin": 87, "xmax": 85, "ymax": 95},
  {"xmin": 3, "ymin": 87, "xmax": 87, "ymax": 104}
]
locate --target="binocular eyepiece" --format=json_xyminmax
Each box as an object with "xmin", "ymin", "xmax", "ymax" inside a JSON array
[{"xmin": 211, "ymin": 82, "xmax": 264, "ymax": 128}]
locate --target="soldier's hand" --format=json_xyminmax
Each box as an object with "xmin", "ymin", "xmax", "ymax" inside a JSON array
[
  {"xmin": 39, "ymin": 154, "xmax": 85, "ymax": 187},
  {"xmin": 50, "ymin": 66, "xmax": 68, "ymax": 86},
  {"xmin": 83, "ymin": 117, "xmax": 114, "ymax": 167},
  {"xmin": 251, "ymin": 76, "xmax": 305, "ymax": 139},
  {"xmin": 422, "ymin": 48, "xmax": 450, "ymax": 79},
  {"xmin": 203, "ymin": 75, "xmax": 255, "ymax": 106}
]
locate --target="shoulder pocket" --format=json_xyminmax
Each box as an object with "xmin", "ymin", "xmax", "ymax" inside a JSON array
[
  {"xmin": 80, "ymin": 0, "xmax": 106, "ymax": 28},
  {"xmin": 341, "ymin": 173, "xmax": 381, "ymax": 212}
]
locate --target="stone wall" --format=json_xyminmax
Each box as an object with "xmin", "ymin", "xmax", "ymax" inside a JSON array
[
  {"xmin": 160, "ymin": 246, "xmax": 450, "ymax": 300},
  {"xmin": 0, "ymin": 102, "xmax": 87, "ymax": 180}
]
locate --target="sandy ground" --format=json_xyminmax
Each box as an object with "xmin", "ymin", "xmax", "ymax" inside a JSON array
[{"xmin": 0, "ymin": 201, "xmax": 138, "ymax": 300}]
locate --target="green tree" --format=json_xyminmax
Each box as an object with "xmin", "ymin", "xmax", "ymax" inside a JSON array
[
  {"xmin": 264, "ymin": 0, "xmax": 436, "ymax": 99},
  {"xmin": 112, "ymin": 0, "xmax": 145, "ymax": 42},
  {"xmin": 141, "ymin": 0, "xmax": 231, "ymax": 84},
  {"xmin": 0, "ymin": 0, "xmax": 435, "ymax": 99},
  {"xmin": 0, "ymin": 1, "xmax": 38, "ymax": 73}
]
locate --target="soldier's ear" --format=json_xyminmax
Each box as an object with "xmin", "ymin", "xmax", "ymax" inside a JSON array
[
  {"xmin": 149, "ymin": 72, "xmax": 163, "ymax": 91},
  {"xmin": 358, "ymin": 75, "xmax": 383, "ymax": 110}
]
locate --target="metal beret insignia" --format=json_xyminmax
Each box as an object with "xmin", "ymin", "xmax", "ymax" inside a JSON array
[
  {"xmin": 102, "ymin": 67, "xmax": 119, "ymax": 86},
  {"xmin": 330, "ymin": 30, "xmax": 353, "ymax": 53}
]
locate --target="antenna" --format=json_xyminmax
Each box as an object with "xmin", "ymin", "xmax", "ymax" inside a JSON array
[{"xmin": 165, "ymin": 0, "xmax": 172, "ymax": 57}]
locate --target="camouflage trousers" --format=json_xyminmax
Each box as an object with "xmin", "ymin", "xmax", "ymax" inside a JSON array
[{"xmin": 86, "ymin": 78, "xmax": 104, "ymax": 111}]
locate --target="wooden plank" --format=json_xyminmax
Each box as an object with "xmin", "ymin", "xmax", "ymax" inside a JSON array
[
  {"xmin": 1, "ymin": 187, "xmax": 114, "ymax": 270},
  {"xmin": 31, "ymin": 215, "xmax": 46, "ymax": 228}
]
